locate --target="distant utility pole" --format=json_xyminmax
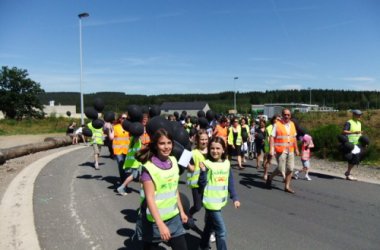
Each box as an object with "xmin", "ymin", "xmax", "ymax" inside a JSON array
[
  {"xmin": 234, "ymin": 77, "xmax": 238, "ymax": 113},
  {"xmin": 308, "ymin": 87, "xmax": 311, "ymax": 105}
]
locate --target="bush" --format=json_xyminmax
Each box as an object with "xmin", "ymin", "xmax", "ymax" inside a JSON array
[{"xmin": 310, "ymin": 124, "xmax": 342, "ymax": 159}]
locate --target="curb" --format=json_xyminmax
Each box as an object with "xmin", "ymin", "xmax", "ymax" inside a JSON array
[{"xmin": 0, "ymin": 146, "xmax": 82, "ymax": 250}]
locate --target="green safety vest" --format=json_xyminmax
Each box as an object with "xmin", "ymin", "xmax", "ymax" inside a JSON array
[
  {"xmin": 140, "ymin": 156, "xmax": 179, "ymax": 222},
  {"xmin": 264, "ymin": 124, "xmax": 273, "ymax": 152},
  {"xmin": 87, "ymin": 122, "xmax": 104, "ymax": 145},
  {"xmin": 228, "ymin": 125, "xmax": 242, "ymax": 146},
  {"xmin": 202, "ymin": 159, "xmax": 230, "ymax": 211},
  {"xmin": 347, "ymin": 119, "xmax": 361, "ymax": 145},
  {"xmin": 123, "ymin": 137, "xmax": 142, "ymax": 170},
  {"xmin": 186, "ymin": 149, "xmax": 206, "ymax": 188}
]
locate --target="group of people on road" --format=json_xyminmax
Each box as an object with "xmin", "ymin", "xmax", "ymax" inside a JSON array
[{"xmin": 77, "ymin": 106, "xmax": 366, "ymax": 250}]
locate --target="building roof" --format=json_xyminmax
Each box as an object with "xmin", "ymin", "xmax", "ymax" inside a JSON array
[{"xmin": 161, "ymin": 101, "xmax": 208, "ymax": 110}]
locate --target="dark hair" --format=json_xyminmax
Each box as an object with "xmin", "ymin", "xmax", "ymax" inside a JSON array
[
  {"xmin": 207, "ymin": 136, "xmax": 227, "ymax": 161},
  {"xmin": 270, "ymin": 115, "xmax": 279, "ymax": 124},
  {"xmin": 240, "ymin": 117, "xmax": 248, "ymax": 124},
  {"xmin": 135, "ymin": 128, "xmax": 173, "ymax": 164}
]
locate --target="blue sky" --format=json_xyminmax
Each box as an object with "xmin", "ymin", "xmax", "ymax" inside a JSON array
[{"xmin": 1, "ymin": 0, "xmax": 379, "ymax": 95}]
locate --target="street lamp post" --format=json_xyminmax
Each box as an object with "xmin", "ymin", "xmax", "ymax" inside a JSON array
[
  {"xmin": 78, "ymin": 12, "xmax": 89, "ymax": 125},
  {"xmin": 234, "ymin": 77, "xmax": 238, "ymax": 113}
]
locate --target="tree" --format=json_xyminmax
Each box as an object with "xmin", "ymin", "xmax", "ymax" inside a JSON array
[{"xmin": 0, "ymin": 66, "xmax": 45, "ymax": 119}]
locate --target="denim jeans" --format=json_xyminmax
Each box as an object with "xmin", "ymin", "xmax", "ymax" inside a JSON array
[
  {"xmin": 115, "ymin": 154, "xmax": 126, "ymax": 183},
  {"xmin": 200, "ymin": 209, "xmax": 227, "ymax": 250}
]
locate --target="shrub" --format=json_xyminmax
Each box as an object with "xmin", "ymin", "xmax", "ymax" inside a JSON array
[{"xmin": 310, "ymin": 124, "xmax": 342, "ymax": 159}]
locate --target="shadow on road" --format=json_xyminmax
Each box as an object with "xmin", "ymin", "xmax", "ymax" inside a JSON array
[
  {"xmin": 239, "ymin": 172, "xmax": 267, "ymax": 189},
  {"xmin": 121, "ymin": 209, "xmax": 139, "ymax": 223},
  {"xmin": 310, "ymin": 172, "xmax": 342, "ymax": 180}
]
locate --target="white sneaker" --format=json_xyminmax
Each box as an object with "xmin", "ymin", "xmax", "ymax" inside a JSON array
[
  {"xmin": 209, "ymin": 233, "xmax": 216, "ymax": 243},
  {"xmin": 117, "ymin": 186, "xmax": 127, "ymax": 196},
  {"xmin": 305, "ymin": 175, "xmax": 312, "ymax": 181},
  {"xmin": 293, "ymin": 171, "xmax": 299, "ymax": 180},
  {"xmin": 94, "ymin": 162, "xmax": 100, "ymax": 170}
]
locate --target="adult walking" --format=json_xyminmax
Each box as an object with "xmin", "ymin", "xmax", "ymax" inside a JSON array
[
  {"xmin": 262, "ymin": 115, "xmax": 280, "ymax": 180},
  {"xmin": 343, "ymin": 109, "xmax": 363, "ymax": 181},
  {"xmin": 266, "ymin": 109, "xmax": 299, "ymax": 194},
  {"xmin": 227, "ymin": 117, "xmax": 244, "ymax": 169}
]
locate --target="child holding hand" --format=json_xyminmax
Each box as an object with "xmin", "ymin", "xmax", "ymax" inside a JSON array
[{"xmin": 198, "ymin": 137, "xmax": 240, "ymax": 250}]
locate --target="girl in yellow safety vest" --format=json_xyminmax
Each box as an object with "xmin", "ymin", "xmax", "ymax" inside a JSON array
[
  {"xmin": 186, "ymin": 129, "xmax": 208, "ymax": 228},
  {"xmin": 135, "ymin": 128, "xmax": 188, "ymax": 250},
  {"xmin": 198, "ymin": 137, "xmax": 240, "ymax": 250}
]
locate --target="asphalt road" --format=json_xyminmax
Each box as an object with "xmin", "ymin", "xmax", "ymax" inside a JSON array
[{"xmin": 34, "ymin": 147, "xmax": 380, "ymax": 250}]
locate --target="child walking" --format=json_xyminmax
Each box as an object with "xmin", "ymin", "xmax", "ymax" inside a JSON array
[
  {"xmin": 294, "ymin": 134, "xmax": 314, "ymax": 181},
  {"xmin": 116, "ymin": 133, "xmax": 142, "ymax": 195},
  {"xmin": 186, "ymin": 129, "xmax": 208, "ymax": 228},
  {"xmin": 198, "ymin": 137, "xmax": 241, "ymax": 250},
  {"xmin": 135, "ymin": 128, "xmax": 188, "ymax": 250}
]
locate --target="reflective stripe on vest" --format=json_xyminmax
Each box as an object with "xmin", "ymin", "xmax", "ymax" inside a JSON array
[
  {"xmin": 87, "ymin": 122, "xmax": 104, "ymax": 145},
  {"xmin": 228, "ymin": 126, "xmax": 242, "ymax": 146},
  {"xmin": 141, "ymin": 156, "xmax": 179, "ymax": 222},
  {"xmin": 140, "ymin": 132, "xmax": 150, "ymax": 146},
  {"xmin": 273, "ymin": 121, "xmax": 296, "ymax": 153},
  {"xmin": 123, "ymin": 137, "xmax": 142, "ymax": 170},
  {"xmin": 202, "ymin": 159, "xmax": 230, "ymax": 210},
  {"xmin": 186, "ymin": 149, "xmax": 205, "ymax": 188},
  {"xmin": 112, "ymin": 124, "xmax": 129, "ymax": 154},
  {"xmin": 347, "ymin": 119, "xmax": 361, "ymax": 145}
]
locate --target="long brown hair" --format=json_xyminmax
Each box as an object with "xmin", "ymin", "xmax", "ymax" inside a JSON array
[
  {"xmin": 207, "ymin": 136, "xmax": 227, "ymax": 161},
  {"xmin": 135, "ymin": 128, "xmax": 173, "ymax": 164}
]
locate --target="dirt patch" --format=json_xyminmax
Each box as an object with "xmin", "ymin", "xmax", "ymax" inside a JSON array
[{"xmin": 0, "ymin": 133, "xmax": 63, "ymax": 149}]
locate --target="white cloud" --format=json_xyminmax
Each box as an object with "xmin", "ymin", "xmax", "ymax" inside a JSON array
[{"xmin": 341, "ymin": 77, "xmax": 376, "ymax": 82}]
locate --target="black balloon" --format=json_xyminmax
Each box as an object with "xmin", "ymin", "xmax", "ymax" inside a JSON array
[
  {"xmin": 190, "ymin": 116, "xmax": 197, "ymax": 124},
  {"xmin": 104, "ymin": 111, "xmax": 115, "ymax": 122},
  {"xmin": 92, "ymin": 119, "xmax": 104, "ymax": 129},
  {"xmin": 197, "ymin": 110, "xmax": 206, "ymax": 118},
  {"xmin": 206, "ymin": 110, "xmax": 215, "ymax": 122},
  {"xmin": 66, "ymin": 111, "xmax": 71, "ymax": 117},
  {"xmin": 149, "ymin": 105, "xmax": 161, "ymax": 118},
  {"xmin": 179, "ymin": 113, "xmax": 186, "ymax": 121},
  {"xmin": 141, "ymin": 106, "xmax": 150, "ymax": 114},
  {"xmin": 146, "ymin": 116, "xmax": 170, "ymax": 137},
  {"xmin": 359, "ymin": 135, "xmax": 370, "ymax": 146},
  {"xmin": 172, "ymin": 127, "xmax": 190, "ymax": 147},
  {"xmin": 337, "ymin": 134, "xmax": 348, "ymax": 144},
  {"xmin": 93, "ymin": 98, "xmax": 105, "ymax": 112},
  {"xmin": 82, "ymin": 127, "xmax": 92, "ymax": 137},
  {"xmin": 129, "ymin": 122, "xmax": 144, "ymax": 137},
  {"xmin": 122, "ymin": 119, "xmax": 131, "ymax": 131},
  {"xmin": 343, "ymin": 142, "xmax": 354, "ymax": 151},
  {"xmin": 85, "ymin": 106, "xmax": 98, "ymax": 120},
  {"xmin": 127, "ymin": 105, "xmax": 143, "ymax": 122},
  {"xmin": 198, "ymin": 117, "xmax": 209, "ymax": 129},
  {"xmin": 171, "ymin": 140, "xmax": 184, "ymax": 161}
]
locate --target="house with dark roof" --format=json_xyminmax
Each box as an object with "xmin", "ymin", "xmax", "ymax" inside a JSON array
[{"xmin": 160, "ymin": 102, "xmax": 210, "ymax": 117}]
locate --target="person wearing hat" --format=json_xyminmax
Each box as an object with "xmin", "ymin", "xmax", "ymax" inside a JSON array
[{"xmin": 342, "ymin": 109, "xmax": 363, "ymax": 181}]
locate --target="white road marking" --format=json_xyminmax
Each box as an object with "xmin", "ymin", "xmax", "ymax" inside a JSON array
[{"xmin": 0, "ymin": 146, "xmax": 81, "ymax": 250}]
